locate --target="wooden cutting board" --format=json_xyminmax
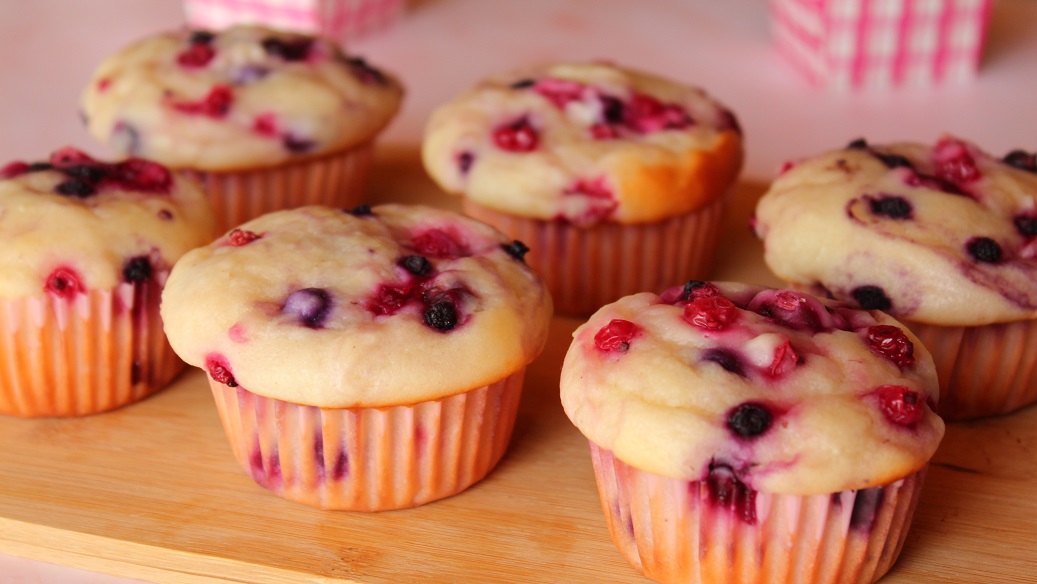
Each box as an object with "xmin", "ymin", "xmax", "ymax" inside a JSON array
[{"xmin": 1, "ymin": 175, "xmax": 1035, "ymax": 583}]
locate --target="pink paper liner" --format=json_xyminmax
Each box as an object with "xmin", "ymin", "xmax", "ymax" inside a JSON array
[
  {"xmin": 184, "ymin": 0, "xmax": 405, "ymax": 42},
  {"xmin": 905, "ymin": 319, "xmax": 1037, "ymax": 421},
  {"xmin": 589, "ymin": 442, "xmax": 927, "ymax": 584},
  {"xmin": 463, "ymin": 196, "xmax": 726, "ymax": 317},
  {"xmin": 769, "ymin": 0, "xmax": 993, "ymax": 89},
  {"xmin": 208, "ymin": 370, "xmax": 526, "ymax": 511},
  {"xmin": 0, "ymin": 275, "xmax": 184, "ymax": 417},
  {"xmin": 182, "ymin": 142, "xmax": 373, "ymax": 231}
]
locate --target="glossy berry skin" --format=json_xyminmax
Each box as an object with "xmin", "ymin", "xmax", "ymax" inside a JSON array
[
  {"xmin": 684, "ymin": 296, "xmax": 738, "ymax": 330},
  {"xmin": 205, "ymin": 354, "xmax": 237, "ymax": 387},
  {"xmin": 966, "ymin": 236, "xmax": 1002, "ymax": 263},
  {"xmin": 177, "ymin": 41, "xmax": 216, "ymax": 68},
  {"xmin": 424, "ymin": 302, "xmax": 458, "ymax": 331},
  {"xmin": 501, "ymin": 240, "xmax": 530, "ymax": 262},
  {"xmin": 874, "ymin": 385, "xmax": 925, "ymax": 426},
  {"xmin": 122, "ymin": 256, "xmax": 152, "ymax": 283},
  {"xmin": 726, "ymin": 402, "xmax": 773, "ymax": 439},
  {"xmin": 594, "ymin": 319, "xmax": 641, "ymax": 353},
  {"xmin": 865, "ymin": 325, "xmax": 915, "ymax": 368},
  {"xmin": 492, "ymin": 118, "xmax": 539, "ymax": 152},
  {"xmin": 283, "ymin": 288, "xmax": 333, "ymax": 328},
  {"xmin": 399, "ymin": 255, "xmax": 431, "ymax": 276},
  {"xmin": 45, "ymin": 267, "xmax": 83, "ymax": 299}
]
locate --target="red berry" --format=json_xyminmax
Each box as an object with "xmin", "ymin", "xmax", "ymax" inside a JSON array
[
  {"xmin": 0, "ymin": 161, "xmax": 29, "ymax": 179},
  {"xmin": 45, "ymin": 267, "xmax": 83, "ymax": 299},
  {"xmin": 593, "ymin": 319, "xmax": 641, "ymax": 352},
  {"xmin": 367, "ymin": 284, "xmax": 414, "ymax": 316},
  {"xmin": 533, "ymin": 78, "xmax": 585, "ymax": 108},
  {"xmin": 874, "ymin": 385, "xmax": 925, "ymax": 426},
  {"xmin": 229, "ymin": 229, "xmax": 262, "ymax": 246},
  {"xmin": 411, "ymin": 228, "xmax": 467, "ymax": 258},
  {"xmin": 176, "ymin": 42, "xmax": 216, "ymax": 67},
  {"xmin": 492, "ymin": 118, "xmax": 538, "ymax": 152},
  {"xmin": 933, "ymin": 137, "xmax": 981, "ymax": 185},
  {"xmin": 624, "ymin": 93, "xmax": 692, "ymax": 133},
  {"xmin": 865, "ymin": 325, "xmax": 915, "ymax": 368},
  {"xmin": 111, "ymin": 158, "xmax": 173, "ymax": 193},
  {"xmin": 205, "ymin": 354, "xmax": 237, "ymax": 387},
  {"xmin": 252, "ymin": 113, "xmax": 278, "ymax": 137},
  {"xmin": 768, "ymin": 339, "xmax": 799, "ymax": 377},
  {"xmin": 589, "ymin": 123, "xmax": 619, "ymax": 140},
  {"xmin": 683, "ymin": 296, "xmax": 738, "ymax": 330},
  {"xmin": 173, "ymin": 85, "xmax": 234, "ymax": 118},
  {"xmin": 50, "ymin": 147, "xmax": 95, "ymax": 167}
]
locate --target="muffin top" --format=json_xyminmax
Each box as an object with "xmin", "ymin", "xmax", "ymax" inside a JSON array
[
  {"xmin": 560, "ymin": 281, "xmax": 944, "ymax": 495},
  {"xmin": 80, "ymin": 25, "xmax": 404, "ymax": 171},
  {"xmin": 0, "ymin": 148, "xmax": 216, "ymax": 299},
  {"xmin": 422, "ymin": 61, "xmax": 743, "ymax": 225},
  {"xmin": 161, "ymin": 204, "xmax": 553, "ymax": 408},
  {"xmin": 754, "ymin": 137, "xmax": 1037, "ymax": 326}
]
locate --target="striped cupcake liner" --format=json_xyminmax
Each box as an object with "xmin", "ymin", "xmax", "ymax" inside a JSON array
[
  {"xmin": 905, "ymin": 318, "xmax": 1037, "ymax": 421},
  {"xmin": 208, "ymin": 370, "xmax": 526, "ymax": 511},
  {"xmin": 589, "ymin": 442, "xmax": 926, "ymax": 584},
  {"xmin": 0, "ymin": 275, "xmax": 183, "ymax": 417},
  {"xmin": 183, "ymin": 142, "xmax": 373, "ymax": 232},
  {"xmin": 462, "ymin": 195, "xmax": 726, "ymax": 317},
  {"xmin": 184, "ymin": 0, "xmax": 405, "ymax": 43}
]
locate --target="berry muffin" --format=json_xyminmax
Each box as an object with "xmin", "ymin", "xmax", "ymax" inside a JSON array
[
  {"xmin": 80, "ymin": 25, "xmax": 403, "ymax": 230},
  {"xmin": 0, "ymin": 148, "xmax": 217, "ymax": 417},
  {"xmin": 161, "ymin": 204, "xmax": 552, "ymax": 511},
  {"xmin": 560, "ymin": 281, "xmax": 944, "ymax": 584},
  {"xmin": 422, "ymin": 61, "xmax": 743, "ymax": 315},
  {"xmin": 754, "ymin": 136, "xmax": 1037, "ymax": 420}
]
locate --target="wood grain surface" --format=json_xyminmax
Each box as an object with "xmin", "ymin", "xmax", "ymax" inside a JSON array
[{"xmin": 0, "ymin": 169, "xmax": 1035, "ymax": 583}]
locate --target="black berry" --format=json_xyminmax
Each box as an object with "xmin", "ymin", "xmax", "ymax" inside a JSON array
[
  {"xmin": 852, "ymin": 285, "xmax": 892, "ymax": 311},
  {"xmin": 679, "ymin": 280, "xmax": 707, "ymax": 301},
  {"xmin": 1003, "ymin": 150, "xmax": 1037, "ymax": 173},
  {"xmin": 423, "ymin": 302, "xmax": 457, "ymax": 331},
  {"xmin": 122, "ymin": 256, "xmax": 152, "ymax": 283},
  {"xmin": 261, "ymin": 37, "xmax": 313, "ymax": 61},
  {"xmin": 966, "ymin": 236, "xmax": 1002, "ymax": 263},
  {"xmin": 189, "ymin": 30, "xmax": 215, "ymax": 44},
  {"xmin": 876, "ymin": 153, "xmax": 913, "ymax": 170},
  {"xmin": 65, "ymin": 164, "xmax": 107, "ymax": 184},
  {"xmin": 457, "ymin": 151, "xmax": 474, "ymax": 174},
  {"xmin": 399, "ymin": 255, "xmax": 431, "ymax": 276},
  {"xmin": 726, "ymin": 402, "xmax": 773, "ymax": 438},
  {"xmin": 501, "ymin": 240, "xmax": 529, "ymax": 262},
  {"xmin": 346, "ymin": 204, "xmax": 373, "ymax": 216},
  {"xmin": 702, "ymin": 348, "xmax": 745, "ymax": 377},
  {"xmin": 1014, "ymin": 214, "xmax": 1037, "ymax": 237},
  {"xmin": 868, "ymin": 195, "xmax": 913, "ymax": 219},
  {"xmin": 846, "ymin": 138, "xmax": 869, "ymax": 149},
  {"xmin": 55, "ymin": 179, "xmax": 95, "ymax": 197},
  {"xmin": 600, "ymin": 95, "xmax": 625, "ymax": 124}
]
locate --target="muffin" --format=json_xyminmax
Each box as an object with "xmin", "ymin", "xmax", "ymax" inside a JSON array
[
  {"xmin": 0, "ymin": 147, "xmax": 217, "ymax": 417},
  {"xmin": 560, "ymin": 281, "xmax": 944, "ymax": 584},
  {"xmin": 754, "ymin": 136, "xmax": 1037, "ymax": 420},
  {"xmin": 161, "ymin": 204, "xmax": 552, "ymax": 510},
  {"xmin": 80, "ymin": 25, "xmax": 403, "ymax": 230},
  {"xmin": 422, "ymin": 61, "xmax": 743, "ymax": 315}
]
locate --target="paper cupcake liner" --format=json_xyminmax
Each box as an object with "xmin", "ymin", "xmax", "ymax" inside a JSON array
[
  {"xmin": 769, "ymin": 0, "xmax": 993, "ymax": 90},
  {"xmin": 183, "ymin": 142, "xmax": 373, "ymax": 231},
  {"xmin": 208, "ymin": 370, "xmax": 526, "ymax": 511},
  {"xmin": 184, "ymin": 0, "xmax": 405, "ymax": 42},
  {"xmin": 905, "ymin": 319, "xmax": 1037, "ymax": 421},
  {"xmin": 463, "ymin": 196, "xmax": 726, "ymax": 316},
  {"xmin": 588, "ymin": 442, "xmax": 926, "ymax": 584},
  {"xmin": 0, "ymin": 275, "xmax": 184, "ymax": 417}
]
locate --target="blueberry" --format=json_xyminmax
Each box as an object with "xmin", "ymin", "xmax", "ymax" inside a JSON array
[
  {"xmin": 966, "ymin": 236, "xmax": 1002, "ymax": 263},
  {"xmin": 1003, "ymin": 150, "xmax": 1037, "ymax": 173},
  {"xmin": 122, "ymin": 256, "xmax": 152, "ymax": 283},
  {"xmin": 457, "ymin": 151, "xmax": 474, "ymax": 174},
  {"xmin": 65, "ymin": 164, "xmax": 107, "ymax": 184},
  {"xmin": 875, "ymin": 153, "xmax": 913, "ymax": 170},
  {"xmin": 27, "ymin": 162, "xmax": 53, "ymax": 172},
  {"xmin": 261, "ymin": 37, "xmax": 313, "ymax": 61},
  {"xmin": 868, "ymin": 195, "xmax": 913, "ymax": 219},
  {"xmin": 679, "ymin": 280, "xmax": 708, "ymax": 301},
  {"xmin": 846, "ymin": 138, "xmax": 869, "ymax": 149},
  {"xmin": 424, "ymin": 302, "xmax": 457, "ymax": 331},
  {"xmin": 600, "ymin": 95, "xmax": 625, "ymax": 125},
  {"xmin": 55, "ymin": 179, "xmax": 95, "ymax": 197},
  {"xmin": 852, "ymin": 285, "xmax": 892, "ymax": 311},
  {"xmin": 726, "ymin": 402, "xmax": 772, "ymax": 438},
  {"xmin": 701, "ymin": 348, "xmax": 745, "ymax": 377},
  {"xmin": 346, "ymin": 204, "xmax": 373, "ymax": 216},
  {"xmin": 501, "ymin": 240, "xmax": 529, "ymax": 262},
  {"xmin": 189, "ymin": 30, "xmax": 215, "ymax": 44},
  {"xmin": 283, "ymin": 288, "xmax": 333, "ymax": 328},
  {"xmin": 283, "ymin": 134, "xmax": 315, "ymax": 153},
  {"xmin": 399, "ymin": 255, "xmax": 431, "ymax": 276},
  {"xmin": 1014, "ymin": 214, "xmax": 1037, "ymax": 237},
  {"xmin": 231, "ymin": 64, "xmax": 271, "ymax": 85},
  {"xmin": 509, "ymin": 78, "xmax": 536, "ymax": 89}
]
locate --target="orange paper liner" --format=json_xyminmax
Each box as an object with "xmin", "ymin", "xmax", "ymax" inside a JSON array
[
  {"xmin": 589, "ymin": 443, "xmax": 926, "ymax": 584},
  {"xmin": 208, "ymin": 370, "xmax": 525, "ymax": 511},
  {"xmin": 0, "ymin": 275, "xmax": 184, "ymax": 417},
  {"xmin": 463, "ymin": 197, "xmax": 726, "ymax": 316},
  {"xmin": 183, "ymin": 142, "xmax": 373, "ymax": 231},
  {"xmin": 905, "ymin": 319, "xmax": 1037, "ymax": 421}
]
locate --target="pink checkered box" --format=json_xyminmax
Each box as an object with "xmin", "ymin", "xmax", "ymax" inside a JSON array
[
  {"xmin": 184, "ymin": 0, "xmax": 404, "ymax": 42},
  {"xmin": 769, "ymin": 0, "xmax": 993, "ymax": 90}
]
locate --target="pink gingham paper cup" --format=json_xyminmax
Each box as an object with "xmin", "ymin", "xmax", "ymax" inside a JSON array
[
  {"xmin": 769, "ymin": 0, "xmax": 993, "ymax": 90},
  {"xmin": 184, "ymin": 0, "xmax": 405, "ymax": 42}
]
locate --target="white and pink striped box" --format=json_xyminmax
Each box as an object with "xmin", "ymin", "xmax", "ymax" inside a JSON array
[
  {"xmin": 769, "ymin": 0, "xmax": 993, "ymax": 90},
  {"xmin": 184, "ymin": 0, "xmax": 405, "ymax": 43}
]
